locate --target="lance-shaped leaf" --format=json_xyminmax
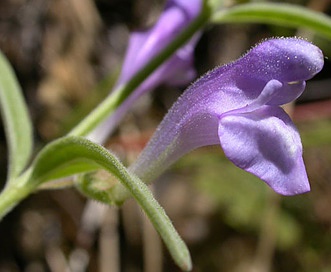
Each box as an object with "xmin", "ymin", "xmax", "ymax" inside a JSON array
[
  {"xmin": 120, "ymin": 37, "xmax": 324, "ymax": 198},
  {"xmin": 213, "ymin": 3, "xmax": 331, "ymax": 40},
  {"xmin": 28, "ymin": 136, "xmax": 192, "ymax": 271},
  {"xmin": 0, "ymin": 51, "xmax": 33, "ymax": 181}
]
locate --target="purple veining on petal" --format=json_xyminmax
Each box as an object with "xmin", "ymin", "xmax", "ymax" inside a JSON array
[
  {"xmin": 88, "ymin": 0, "xmax": 202, "ymax": 143},
  {"xmin": 129, "ymin": 37, "xmax": 324, "ymax": 195}
]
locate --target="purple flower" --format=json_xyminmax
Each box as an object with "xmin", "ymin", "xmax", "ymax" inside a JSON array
[
  {"xmin": 89, "ymin": 0, "xmax": 202, "ymax": 143},
  {"xmin": 128, "ymin": 38, "xmax": 324, "ymax": 196},
  {"xmin": 117, "ymin": 0, "xmax": 201, "ymax": 86}
]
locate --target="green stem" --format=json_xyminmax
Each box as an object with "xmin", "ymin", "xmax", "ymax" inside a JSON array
[
  {"xmin": 68, "ymin": 0, "xmax": 211, "ymax": 138},
  {"xmin": 0, "ymin": 171, "xmax": 34, "ymax": 220}
]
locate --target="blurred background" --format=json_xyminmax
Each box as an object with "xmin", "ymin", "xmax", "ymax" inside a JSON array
[{"xmin": 1, "ymin": 0, "xmax": 331, "ymax": 271}]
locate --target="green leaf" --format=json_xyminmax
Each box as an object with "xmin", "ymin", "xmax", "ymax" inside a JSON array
[
  {"xmin": 212, "ymin": 3, "xmax": 331, "ymax": 40},
  {"xmin": 29, "ymin": 136, "xmax": 192, "ymax": 271},
  {"xmin": 0, "ymin": 51, "xmax": 33, "ymax": 181},
  {"xmin": 30, "ymin": 137, "xmax": 102, "ymax": 183}
]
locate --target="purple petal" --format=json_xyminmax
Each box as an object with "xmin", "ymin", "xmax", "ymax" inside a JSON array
[
  {"xmin": 224, "ymin": 79, "xmax": 306, "ymax": 115},
  {"xmin": 129, "ymin": 112, "xmax": 220, "ymax": 182},
  {"xmin": 117, "ymin": 0, "xmax": 202, "ymax": 85},
  {"xmin": 242, "ymin": 37, "xmax": 324, "ymax": 83},
  {"xmin": 218, "ymin": 106, "xmax": 310, "ymax": 195}
]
